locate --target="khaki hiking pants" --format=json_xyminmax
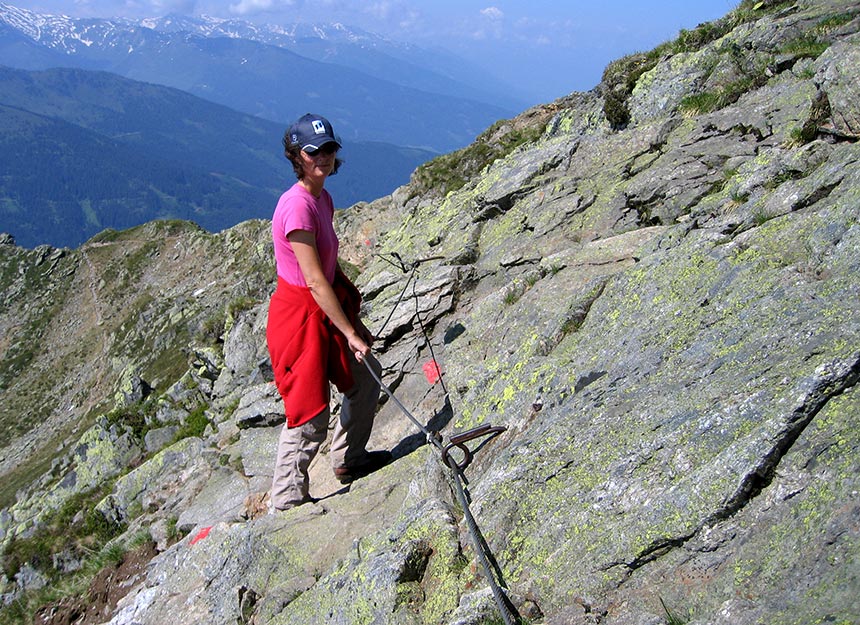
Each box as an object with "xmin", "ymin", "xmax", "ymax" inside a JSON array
[{"xmin": 271, "ymin": 353, "xmax": 381, "ymax": 510}]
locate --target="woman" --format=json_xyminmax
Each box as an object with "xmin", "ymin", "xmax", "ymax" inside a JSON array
[{"xmin": 267, "ymin": 113, "xmax": 391, "ymax": 511}]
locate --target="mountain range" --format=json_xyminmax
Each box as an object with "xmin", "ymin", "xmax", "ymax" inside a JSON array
[
  {"xmin": 0, "ymin": 3, "xmax": 519, "ymax": 151},
  {"xmin": 0, "ymin": 2, "xmax": 523, "ymax": 248},
  {"xmin": 0, "ymin": 64, "xmax": 436, "ymax": 249}
]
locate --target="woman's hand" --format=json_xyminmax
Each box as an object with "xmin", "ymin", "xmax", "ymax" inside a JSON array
[
  {"xmin": 346, "ymin": 332, "xmax": 371, "ymax": 362},
  {"xmin": 349, "ymin": 320, "xmax": 375, "ymax": 363}
]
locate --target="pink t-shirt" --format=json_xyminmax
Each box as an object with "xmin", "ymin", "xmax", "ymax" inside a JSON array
[{"xmin": 271, "ymin": 183, "xmax": 339, "ymax": 286}]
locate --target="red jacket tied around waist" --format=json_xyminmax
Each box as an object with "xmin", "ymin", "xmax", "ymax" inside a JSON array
[{"xmin": 266, "ymin": 269, "xmax": 363, "ymax": 427}]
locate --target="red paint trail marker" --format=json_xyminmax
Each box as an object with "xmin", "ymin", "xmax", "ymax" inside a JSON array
[
  {"xmin": 422, "ymin": 359, "xmax": 441, "ymax": 384},
  {"xmin": 190, "ymin": 526, "xmax": 212, "ymax": 545}
]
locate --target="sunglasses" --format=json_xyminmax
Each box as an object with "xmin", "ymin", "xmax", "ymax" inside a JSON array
[{"xmin": 304, "ymin": 144, "xmax": 339, "ymax": 156}]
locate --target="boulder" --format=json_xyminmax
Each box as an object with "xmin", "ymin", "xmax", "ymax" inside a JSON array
[{"xmin": 817, "ymin": 34, "xmax": 860, "ymax": 138}]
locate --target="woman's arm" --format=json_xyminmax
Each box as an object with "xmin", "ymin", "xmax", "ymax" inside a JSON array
[{"xmin": 288, "ymin": 229, "xmax": 371, "ymax": 358}]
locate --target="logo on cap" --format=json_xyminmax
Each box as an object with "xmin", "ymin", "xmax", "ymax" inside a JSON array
[{"xmin": 312, "ymin": 120, "xmax": 326, "ymax": 134}]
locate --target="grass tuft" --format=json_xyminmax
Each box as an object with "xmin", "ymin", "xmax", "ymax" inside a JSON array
[{"xmin": 409, "ymin": 120, "xmax": 545, "ymax": 198}]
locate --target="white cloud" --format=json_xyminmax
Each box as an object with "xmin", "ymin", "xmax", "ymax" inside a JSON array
[
  {"xmin": 364, "ymin": 1, "xmax": 393, "ymax": 19},
  {"xmin": 397, "ymin": 11, "xmax": 420, "ymax": 30},
  {"xmin": 480, "ymin": 6, "xmax": 503, "ymax": 21},
  {"xmin": 227, "ymin": 0, "xmax": 298, "ymax": 16},
  {"xmin": 229, "ymin": 0, "xmax": 272, "ymax": 15},
  {"xmin": 470, "ymin": 5, "xmax": 504, "ymax": 40},
  {"xmin": 314, "ymin": 1, "xmax": 417, "ymax": 39}
]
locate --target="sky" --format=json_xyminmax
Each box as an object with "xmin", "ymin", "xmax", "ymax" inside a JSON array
[{"xmin": 8, "ymin": 0, "xmax": 739, "ymax": 104}]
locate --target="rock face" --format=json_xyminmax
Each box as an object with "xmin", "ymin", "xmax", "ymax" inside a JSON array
[{"xmin": 2, "ymin": 1, "xmax": 860, "ymax": 624}]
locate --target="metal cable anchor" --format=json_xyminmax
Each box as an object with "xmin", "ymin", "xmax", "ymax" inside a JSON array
[{"xmin": 441, "ymin": 423, "xmax": 507, "ymax": 471}]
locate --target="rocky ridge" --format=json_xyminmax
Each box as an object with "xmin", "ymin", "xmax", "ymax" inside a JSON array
[{"xmin": 1, "ymin": 1, "xmax": 859, "ymax": 624}]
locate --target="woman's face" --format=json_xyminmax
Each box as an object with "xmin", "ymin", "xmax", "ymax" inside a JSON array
[{"xmin": 300, "ymin": 144, "xmax": 338, "ymax": 180}]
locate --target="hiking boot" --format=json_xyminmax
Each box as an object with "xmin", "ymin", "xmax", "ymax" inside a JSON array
[
  {"xmin": 270, "ymin": 494, "xmax": 316, "ymax": 514},
  {"xmin": 334, "ymin": 450, "xmax": 393, "ymax": 484}
]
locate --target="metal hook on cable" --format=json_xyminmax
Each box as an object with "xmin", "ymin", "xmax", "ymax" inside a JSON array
[
  {"xmin": 441, "ymin": 424, "xmax": 507, "ymax": 471},
  {"xmin": 374, "ymin": 252, "xmax": 445, "ymax": 274}
]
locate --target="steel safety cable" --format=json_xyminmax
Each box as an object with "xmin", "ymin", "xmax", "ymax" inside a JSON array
[
  {"xmin": 372, "ymin": 252, "xmax": 449, "ymax": 398},
  {"xmin": 361, "ymin": 360, "xmax": 519, "ymax": 625},
  {"xmin": 408, "ymin": 267, "xmax": 450, "ymax": 399},
  {"xmin": 370, "ymin": 252, "xmax": 444, "ymax": 339},
  {"xmin": 362, "ymin": 252, "xmax": 520, "ymax": 625},
  {"xmin": 447, "ymin": 457, "xmax": 519, "ymax": 625},
  {"xmin": 363, "ymin": 357, "xmax": 443, "ymax": 451},
  {"xmin": 373, "ymin": 260, "xmax": 416, "ymax": 339}
]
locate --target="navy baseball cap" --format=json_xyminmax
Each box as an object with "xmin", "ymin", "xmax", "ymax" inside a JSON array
[{"xmin": 287, "ymin": 113, "xmax": 341, "ymax": 152}]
